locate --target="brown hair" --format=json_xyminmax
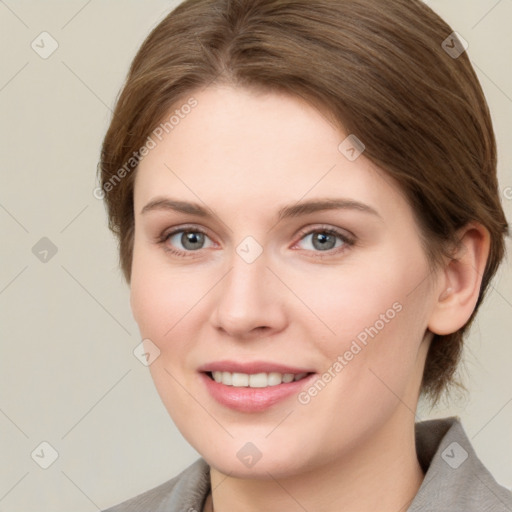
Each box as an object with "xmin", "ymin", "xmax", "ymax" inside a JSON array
[{"xmin": 99, "ymin": 0, "xmax": 509, "ymax": 406}]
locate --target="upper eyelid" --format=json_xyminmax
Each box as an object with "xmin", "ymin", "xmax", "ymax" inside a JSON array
[
  {"xmin": 162, "ymin": 224, "xmax": 209, "ymax": 237},
  {"xmin": 292, "ymin": 227, "xmax": 354, "ymax": 251},
  {"xmin": 160, "ymin": 224, "xmax": 213, "ymax": 244},
  {"xmin": 295, "ymin": 224, "xmax": 354, "ymax": 239}
]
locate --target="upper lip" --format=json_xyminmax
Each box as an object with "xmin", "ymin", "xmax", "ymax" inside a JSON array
[{"xmin": 198, "ymin": 360, "xmax": 315, "ymax": 375}]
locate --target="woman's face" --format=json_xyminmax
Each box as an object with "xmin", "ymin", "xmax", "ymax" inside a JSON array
[{"xmin": 130, "ymin": 84, "xmax": 439, "ymax": 478}]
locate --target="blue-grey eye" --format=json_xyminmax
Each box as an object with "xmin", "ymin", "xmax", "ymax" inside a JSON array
[
  {"xmin": 168, "ymin": 230, "xmax": 212, "ymax": 251},
  {"xmin": 299, "ymin": 231, "xmax": 345, "ymax": 251}
]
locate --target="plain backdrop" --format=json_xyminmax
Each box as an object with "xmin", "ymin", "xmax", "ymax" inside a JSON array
[{"xmin": 1, "ymin": 1, "xmax": 511, "ymax": 510}]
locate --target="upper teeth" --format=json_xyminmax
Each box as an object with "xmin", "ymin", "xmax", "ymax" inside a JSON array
[{"xmin": 211, "ymin": 371, "xmax": 308, "ymax": 388}]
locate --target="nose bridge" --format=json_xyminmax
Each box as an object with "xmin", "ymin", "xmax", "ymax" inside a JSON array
[
  {"xmin": 212, "ymin": 242, "xmax": 284, "ymax": 335},
  {"xmin": 222, "ymin": 249, "xmax": 269, "ymax": 312}
]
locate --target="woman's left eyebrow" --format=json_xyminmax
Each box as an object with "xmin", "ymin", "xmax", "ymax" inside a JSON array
[
  {"xmin": 276, "ymin": 198, "xmax": 382, "ymax": 221},
  {"xmin": 140, "ymin": 197, "xmax": 382, "ymax": 220}
]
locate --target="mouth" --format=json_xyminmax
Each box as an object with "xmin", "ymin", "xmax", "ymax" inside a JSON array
[
  {"xmin": 198, "ymin": 362, "xmax": 316, "ymax": 412},
  {"xmin": 205, "ymin": 370, "xmax": 312, "ymax": 388}
]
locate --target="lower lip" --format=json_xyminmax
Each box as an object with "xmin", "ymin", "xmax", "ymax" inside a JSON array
[{"xmin": 200, "ymin": 372, "xmax": 315, "ymax": 412}]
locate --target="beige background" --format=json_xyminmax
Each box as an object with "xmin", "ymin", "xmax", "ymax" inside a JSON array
[{"xmin": 0, "ymin": 1, "xmax": 511, "ymax": 510}]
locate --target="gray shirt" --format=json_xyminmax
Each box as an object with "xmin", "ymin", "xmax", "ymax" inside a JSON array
[{"xmin": 103, "ymin": 416, "xmax": 512, "ymax": 511}]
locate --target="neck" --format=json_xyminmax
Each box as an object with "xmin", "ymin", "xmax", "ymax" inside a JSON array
[{"xmin": 208, "ymin": 409, "xmax": 425, "ymax": 512}]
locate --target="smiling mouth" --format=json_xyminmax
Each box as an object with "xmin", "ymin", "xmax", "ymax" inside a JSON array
[{"xmin": 205, "ymin": 371, "xmax": 313, "ymax": 388}]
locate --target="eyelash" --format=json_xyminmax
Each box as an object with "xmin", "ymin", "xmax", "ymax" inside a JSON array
[{"xmin": 156, "ymin": 224, "xmax": 355, "ymax": 259}]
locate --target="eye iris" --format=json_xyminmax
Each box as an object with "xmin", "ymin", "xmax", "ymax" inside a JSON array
[
  {"xmin": 312, "ymin": 232, "xmax": 336, "ymax": 251},
  {"xmin": 182, "ymin": 232, "xmax": 204, "ymax": 250}
]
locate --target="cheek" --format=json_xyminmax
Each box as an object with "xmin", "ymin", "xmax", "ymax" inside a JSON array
[
  {"xmin": 295, "ymin": 246, "xmax": 431, "ymax": 398},
  {"xmin": 130, "ymin": 266, "xmax": 172, "ymax": 340},
  {"xmin": 130, "ymin": 240, "xmax": 198, "ymax": 338},
  {"xmin": 129, "ymin": 245, "xmax": 220, "ymax": 378},
  {"xmin": 129, "ymin": 248, "xmax": 207, "ymax": 424},
  {"xmin": 294, "ymin": 251, "xmax": 428, "ymax": 345}
]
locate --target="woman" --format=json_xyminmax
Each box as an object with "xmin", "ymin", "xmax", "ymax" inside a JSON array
[{"xmin": 99, "ymin": 0, "xmax": 511, "ymax": 510}]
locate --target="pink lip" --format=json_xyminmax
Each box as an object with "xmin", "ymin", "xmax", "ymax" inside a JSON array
[
  {"xmin": 198, "ymin": 360, "xmax": 314, "ymax": 374},
  {"xmin": 198, "ymin": 360, "xmax": 316, "ymax": 413}
]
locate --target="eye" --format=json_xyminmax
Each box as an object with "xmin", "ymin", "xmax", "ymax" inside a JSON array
[
  {"xmin": 294, "ymin": 226, "xmax": 354, "ymax": 256},
  {"xmin": 158, "ymin": 226, "xmax": 215, "ymax": 256},
  {"xmin": 157, "ymin": 224, "xmax": 354, "ymax": 258}
]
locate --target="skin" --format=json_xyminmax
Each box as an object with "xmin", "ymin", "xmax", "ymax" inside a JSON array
[{"xmin": 130, "ymin": 84, "xmax": 490, "ymax": 512}]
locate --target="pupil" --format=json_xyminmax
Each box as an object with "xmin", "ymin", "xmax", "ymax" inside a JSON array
[
  {"xmin": 183, "ymin": 232, "xmax": 204, "ymax": 250},
  {"xmin": 313, "ymin": 232, "xmax": 335, "ymax": 251}
]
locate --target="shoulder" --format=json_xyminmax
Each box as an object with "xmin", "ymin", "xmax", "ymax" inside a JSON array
[
  {"xmin": 102, "ymin": 458, "xmax": 210, "ymax": 512},
  {"xmin": 410, "ymin": 416, "xmax": 512, "ymax": 512}
]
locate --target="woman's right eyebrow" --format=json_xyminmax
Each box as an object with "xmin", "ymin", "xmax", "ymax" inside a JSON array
[{"xmin": 141, "ymin": 198, "xmax": 209, "ymax": 217}]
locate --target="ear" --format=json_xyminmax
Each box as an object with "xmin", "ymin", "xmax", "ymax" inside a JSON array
[{"xmin": 428, "ymin": 222, "xmax": 491, "ymax": 336}]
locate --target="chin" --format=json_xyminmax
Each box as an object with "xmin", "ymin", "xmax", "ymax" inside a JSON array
[{"xmin": 189, "ymin": 434, "xmax": 318, "ymax": 479}]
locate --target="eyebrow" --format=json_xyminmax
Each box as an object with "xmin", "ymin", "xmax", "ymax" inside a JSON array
[{"xmin": 140, "ymin": 197, "xmax": 381, "ymax": 221}]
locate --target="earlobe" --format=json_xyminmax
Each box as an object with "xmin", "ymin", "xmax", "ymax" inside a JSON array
[{"xmin": 428, "ymin": 222, "xmax": 491, "ymax": 336}]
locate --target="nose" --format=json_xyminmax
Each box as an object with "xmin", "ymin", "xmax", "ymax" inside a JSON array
[{"xmin": 211, "ymin": 248, "xmax": 288, "ymax": 339}]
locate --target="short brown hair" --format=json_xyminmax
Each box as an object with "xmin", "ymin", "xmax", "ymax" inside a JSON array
[{"xmin": 99, "ymin": 0, "xmax": 509, "ymax": 406}]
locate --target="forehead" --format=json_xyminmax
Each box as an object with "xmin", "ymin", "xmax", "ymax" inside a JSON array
[{"xmin": 134, "ymin": 85, "xmax": 405, "ymax": 219}]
